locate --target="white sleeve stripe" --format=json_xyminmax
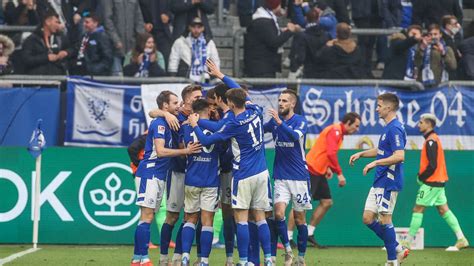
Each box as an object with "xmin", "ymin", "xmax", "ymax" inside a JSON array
[{"xmin": 295, "ymin": 130, "xmax": 303, "ymax": 138}]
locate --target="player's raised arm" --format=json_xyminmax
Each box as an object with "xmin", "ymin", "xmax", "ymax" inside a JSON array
[
  {"xmin": 206, "ymin": 59, "xmax": 241, "ymax": 89},
  {"xmin": 268, "ymin": 108, "xmax": 301, "ymax": 141},
  {"xmin": 148, "ymin": 108, "xmax": 180, "ymax": 131},
  {"xmin": 154, "ymin": 138, "xmax": 201, "ymax": 158},
  {"xmin": 189, "ymin": 113, "xmax": 230, "ymax": 146}
]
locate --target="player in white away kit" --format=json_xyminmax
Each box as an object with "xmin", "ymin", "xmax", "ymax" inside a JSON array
[
  {"xmin": 131, "ymin": 91, "xmax": 201, "ymax": 266},
  {"xmin": 349, "ymin": 93, "xmax": 410, "ymax": 266},
  {"xmin": 189, "ymin": 88, "xmax": 273, "ymax": 266}
]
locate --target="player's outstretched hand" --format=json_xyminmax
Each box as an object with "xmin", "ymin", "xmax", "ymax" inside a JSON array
[
  {"xmin": 186, "ymin": 141, "xmax": 202, "ymax": 155},
  {"xmin": 363, "ymin": 161, "xmax": 376, "ymax": 176},
  {"xmin": 349, "ymin": 152, "xmax": 361, "ymax": 166},
  {"xmin": 206, "ymin": 59, "xmax": 224, "ymax": 79},
  {"xmin": 164, "ymin": 112, "xmax": 180, "ymax": 131},
  {"xmin": 188, "ymin": 113, "xmax": 200, "ymax": 127},
  {"xmin": 268, "ymin": 108, "xmax": 282, "ymax": 125}
]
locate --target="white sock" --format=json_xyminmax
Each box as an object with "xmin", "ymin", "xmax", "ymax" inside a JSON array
[
  {"xmin": 288, "ymin": 230, "xmax": 294, "ymax": 240},
  {"xmin": 308, "ymin": 225, "xmax": 316, "ymax": 236},
  {"xmin": 455, "ymin": 231, "xmax": 465, "ymax": 240},
  {"xmin": 212, "ymin": 237, "xmax": 219, "ymax": 244},
  {"xmin": 160, "ymin": 254, "xmax": 168, "ymax": 262},
  {"xmin": 173, "ymin": 253, "xmax": 183, "ymax": 261},
  {"xmin": 201, "ymin": 257, "xmax": 209, "ymax": 263},
  {"xmin": 226, "ymin": 257, "xmax": 233, "ymax": 263},
  {"xmin": 395, "ymin": 244, "xmax": 402, "ymax": 252}
]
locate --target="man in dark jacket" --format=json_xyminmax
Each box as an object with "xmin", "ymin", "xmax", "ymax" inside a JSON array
[
  {"xmin": 412, "ymin": 0, "xmax": 463, "ymax": 28},
  {"xmin": 139, "ymin": 0, "xmax": 174, "ymax": 66},
  {"xmin": 441, "ymin": 15, "xmax": 463, "ymax": 80},
  {"xmin": 170, "ymin": 0, "xmax": 214, "ymax": 40},
  {"xmin": 382, "ymin": 24, "xmax": 422, "ymax": 80},
  {"xmin": 22, "ymin": 10, "xmax": 73, "ymax": 75},
  {"xmin": 289, "ymin": 7, "xmax": 330, "ymax": 78},
  {"xmin": 317, "ymin": 22, "xmax": 371, "ymax": 79},
  {"xmin": 70, "ymin": 11, "xmax": 113, "ymax": 76},
  {"xmin": 459, "ymin": 22, "xmax": 474, "ymax": 80},
  {"xmin": 244, "ymin": 0, "xmax": 299, "ymax": 78}
]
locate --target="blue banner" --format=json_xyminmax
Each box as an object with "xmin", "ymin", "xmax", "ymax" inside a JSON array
[
  {"xmin": 0, "ymin": 87, "xmax": 60, "ymax": 146},
  {"xmin": 65, "ymin": 78, "xmax": 146, "ymax": 147},
  {"xmin": 299, "ymin": 85, "xmax": 474, "ymax": 150}
]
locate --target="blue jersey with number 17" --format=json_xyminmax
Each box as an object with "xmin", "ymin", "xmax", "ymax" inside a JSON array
[
  {"xmin": 192, "ymin": 104, "xmax": 267, "ymax": 181},
  {"xmin": 264, "ymin": 114, "xmax": 309, "ymax": 181},
  {"xmin": 182, "ymin": 121, "xmax": 220, "ymax": 187},
  {"xmin": 373, "ymin": 118, "xmax": 407, "ymax": 191}
]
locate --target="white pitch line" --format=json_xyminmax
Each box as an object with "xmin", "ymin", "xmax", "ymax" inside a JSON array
[{"xmin": 0, "ymin": 247, "xmax": 40, "ymax": 265}]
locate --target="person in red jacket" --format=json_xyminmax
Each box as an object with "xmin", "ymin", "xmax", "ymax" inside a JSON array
[{"xmin": 287, "ymin": 112, "xmax": 361, "ymax": 248}]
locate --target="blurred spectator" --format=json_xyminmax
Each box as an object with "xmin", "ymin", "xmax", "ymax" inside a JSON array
[
  {"xmin": 289, "ymin": 7, "xmax": 330, "ymax": 78},
  {"xmin": 69, "ymin": 11, "xmax": 113, "ymax": 76},
  {"xmin": 0, "ymin": 34, "xmax": 15, "ymax": 74},
  {"xmin": 315, "ymin": 1, "xmax": 338, "ymax": 39},
  {"xmin": 244, "ymin": 0, "xmax": 299, "ymax": 78},
  {"xmin": 351, "ymin": 0, "xmax": 401, "ymax": 71},
  {"xmin": 412, "ymin": 0, "xmax": 463, "ymax": 28},
  {"xmin": 316, "ymin": 22, "xmax": 371, "ymax": 79},
  {"xmin": 168, "ymin": 17, "xmax": 219, "ymax": 82},
  {"xmin": 170, "ymin": 0, "xmax": 215, "ymax": 40},
  {"xmin": 415, "ymin": 24, "xmax": 457, "ymax": 86},
  {"xmin": 4, "ymin": 0, "xmax": 39, "ymax": 26},
  {"xmin": 21, "ymin": 10, "xmax": 72, "ymax": 75},
  {"xmin": 382, "ymin": 24, "xmax": 423, "ymax": 80},
  {"xmin": 124, "ymin": 32, "xmax": 166, "ymax": 77},
  {"xmin": 441, "ymin": 15, "xmax": 462, "ymax": 79},
  {"xmin": 138, "ymin": 0, "xmax": 173, "ymax": 66},
  {"xmin": 101, "ymin": 0, "xmax": 145, "ymax": 76},
  {"xmin": 325, "ymin": 0, "xmax": 349, "ymax": 24},
  {"xmin": 237, "ymin": 0, "xmax": 262, "ymax": 27},
  {"xmin": 459, "ymin": 22, "xmax": 474, "ymax": 80}
]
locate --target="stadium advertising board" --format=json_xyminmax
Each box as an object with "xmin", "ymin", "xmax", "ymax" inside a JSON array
[
  {"xmin": 65, "ymin": 78, "xmax": 147, "ymax": 147},
  {"xmin": 0, "ymin": 87, "xmax": 60, "ymax": 146},
  {"xmin": 299, "ymin": 85, "xmax": 474, "ymax": 150}
]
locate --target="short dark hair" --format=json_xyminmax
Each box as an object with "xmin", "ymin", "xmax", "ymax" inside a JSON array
[
  {"xmin": 42, "ymin": 10, "xmax": 59, "ymax": 25},
  {"xmin": 214, "ymin": 83, "xmax": 229, "ymax": 104},
  {"xmin": 281, "ymin": 89, "xmax": 298, "ymax": 102},
  {"xmin": 336, "ymin": 23, "xmax": 351, "ymax": 40},
  {"xmin": 341, "ymin": 112, "xmax": 361, "ymax": 125},
  {"xmin": 441, "ymin": 15, "xmax": 457, "ymax": 28},
  {"xmin": 225, "ymin": 88, "xmax": 247, "ymax": 109},
  {"xmin": 407, "ymin": 24, "xmax": 422, "ymax": 35},
  {"xmin": 83, "ymin": 11, "xmax": 100, "ymax": 24},
  {"xmin": 192, "ymin": 98, "xmax": 210, "ymax": 113},
  {"xmin": 181, "ymin": 84, "xmax": 202, "ymax": 101},
  {"xmin": 428, "ymin": 23, "xmax": 441, "ymax": 33},
  {"xmin": 156, "ymin": 91, "xmax": 177, "ymax": 109},
  {"xmin": 377, "ymin": 93, "xmax": 400, "ymax": 111},
  {"xmin": 206, "ymin": 88, "xmax": 216, "ymax": 100}
]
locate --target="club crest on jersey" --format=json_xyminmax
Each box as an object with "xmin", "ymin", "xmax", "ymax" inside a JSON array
[{"xmin": 158, "ymin": 125, "xmax": 166, "ymax": 134}]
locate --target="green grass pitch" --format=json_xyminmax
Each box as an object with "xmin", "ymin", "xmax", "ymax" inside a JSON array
[{"xmin": 1, "ymin": 245, "xmax": 473, "ymax": 265}]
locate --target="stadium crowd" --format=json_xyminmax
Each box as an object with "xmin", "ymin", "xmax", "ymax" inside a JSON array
[{"xmin": 0, "ymin": 0, "xmax": 472, "ymax": 84}]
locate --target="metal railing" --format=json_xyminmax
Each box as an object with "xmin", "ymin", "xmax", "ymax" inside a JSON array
[{"xmin": 0, "ymin": 75, "xmax": 435, "ymax": 91}]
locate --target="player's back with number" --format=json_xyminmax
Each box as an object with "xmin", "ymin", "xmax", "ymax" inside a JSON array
[
  {"xmin": 228, "ymin": 103, "xmax": 267, "ymax": 180},
  {"xmin": 182, "ymin": 123, "xmax": 220, "ymax": 187}
]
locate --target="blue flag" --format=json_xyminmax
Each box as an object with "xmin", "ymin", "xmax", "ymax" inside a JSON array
[{"xmin": 28, "ymin": 119, "xmax": 46, "ymax": 158}]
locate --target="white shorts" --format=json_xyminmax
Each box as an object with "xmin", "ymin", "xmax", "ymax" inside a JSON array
[
  {"xmin": 232, "ymin": 170, "xmax": 271, "ymax": 211},
  {"xmin": 184, "ymin": 186, "xmax": 219, "ymax": 213},
  {"xmin": 220, "ymin": 172, "xmax": 233, "ymax": 205},
  {"xmin": 364, "ymin": 187, "xmax": 398, "ymax": 214},
  {"xmin": 274, "ymin": 179, "xmax": 312, "ymax": 212},
  {"xmin": 135, "ymin": 176, "xmax": 166, "ymax": 210},
  {"xmin": 166, "ymin": 171, "xmax": 185, "ymax": 212}
]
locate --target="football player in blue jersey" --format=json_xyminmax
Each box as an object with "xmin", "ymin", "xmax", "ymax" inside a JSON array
[
  {"xmin": 349, "ymin": 93, "xmax": 410, "ymax": 266},
  {"xmin": 131, "ymin": 91, "xmax": 201, "ymax": 266},
  {"xmin": 180, "ymin": 99, "xmax": 222, "ymax": 266},
  {"xmin": 188, "ymin": 88, "xmax": 273, "ymax": 266},
  {"xmin": 263, "ymin": 89, "xmax": 311, "ymax": 266}
]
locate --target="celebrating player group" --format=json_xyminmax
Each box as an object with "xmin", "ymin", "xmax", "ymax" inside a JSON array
[{"xmin": 130, "ymin": 59, "xmax": 468, "ymax": 266}]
